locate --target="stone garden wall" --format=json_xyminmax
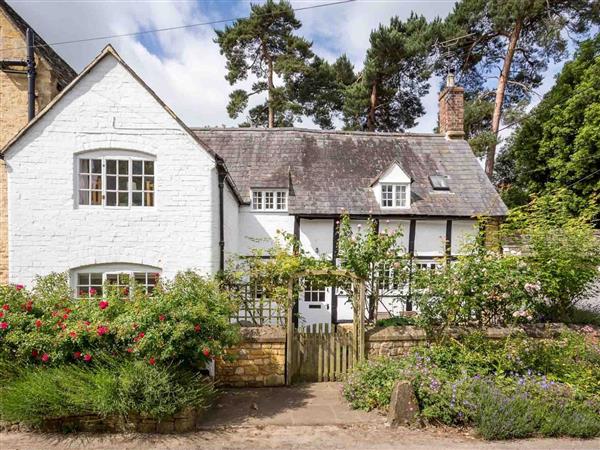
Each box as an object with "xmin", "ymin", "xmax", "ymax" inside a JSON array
[
  {"xmin": 215, "ymin": 327, "xmax": 286, "ymax": 387},
  {"xmin": 366, "ymin": 323, "xmax": 574, "ymax": 358}
]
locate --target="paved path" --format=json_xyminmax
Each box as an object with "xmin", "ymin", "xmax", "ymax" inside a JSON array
[{"xmin": 200, "ymin": 382, "xmax": 383, "ymax": 427}]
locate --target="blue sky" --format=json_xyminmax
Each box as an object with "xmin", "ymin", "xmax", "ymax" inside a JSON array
[{"xmin": 3, "ymin": 1, "xmax": 575, "ymax": 134}]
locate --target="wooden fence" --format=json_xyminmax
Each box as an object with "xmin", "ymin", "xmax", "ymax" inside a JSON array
[{"xmin": 291, "ymin": 323, "xmax": 355, "ymax": 382}]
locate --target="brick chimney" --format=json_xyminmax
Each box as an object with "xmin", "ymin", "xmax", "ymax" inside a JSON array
[{"xmin": 438, "ymin": 73, "xmax": 465, "ymax": 139}]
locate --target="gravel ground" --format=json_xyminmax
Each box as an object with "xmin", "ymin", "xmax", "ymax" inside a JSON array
[{"xmin": 2, "ymin": 424, "xmax": 600, "ymax": 450}]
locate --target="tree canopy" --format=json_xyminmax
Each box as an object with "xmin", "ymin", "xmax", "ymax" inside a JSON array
[{"xmin": 496, "ymin": 34, "xmax": 600, "ymax": 216}]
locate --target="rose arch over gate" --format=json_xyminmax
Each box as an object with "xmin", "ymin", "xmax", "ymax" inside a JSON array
[{"xmin": 285, "ymin": 269, "xmax": 366, "ymax": 384}]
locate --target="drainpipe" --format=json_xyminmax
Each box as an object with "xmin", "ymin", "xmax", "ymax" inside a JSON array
[
  {"xmin": 26, "ymin": 28, "xmax": 36, "ymax": 121},
  {"xmin": 216, "ymin": 160, "xmax": 227, "ymax": 273}
]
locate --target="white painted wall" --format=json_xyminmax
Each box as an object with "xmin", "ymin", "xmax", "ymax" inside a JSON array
[
  {"xmin": 451, "ymin": 220, "xmax": 478, "ymax": 255},
  {"xmin": 223, "ymin": 184, "xmax": 239, "ymax": 265},
  {"xmin": 414, "ymin": 220, "xmax": 447, "ymax": 257},
  {"xmin": 5, "ymin": 55, "xmax": 218, "ymax": 285},
  {"xmin": 237, "ymin": 208, "xmax": 295, "ymax": 255},
  {"xmin": 299, "ymin": 218, "xmax": 333, "ymax": 259}
]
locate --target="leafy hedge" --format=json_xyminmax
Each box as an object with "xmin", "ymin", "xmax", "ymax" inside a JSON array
[
  {"xmin": 343, "ymin": 331, "xmax": 600, "ymax": 439},
  {"xmin": 0, "ymin": 271, "xmax": 239, "ymax": 368}
]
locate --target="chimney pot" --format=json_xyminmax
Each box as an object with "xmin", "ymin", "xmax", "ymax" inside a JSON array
[{"xmin": 438, "ymin": 77, "xmax": 464, "ymax": 140}]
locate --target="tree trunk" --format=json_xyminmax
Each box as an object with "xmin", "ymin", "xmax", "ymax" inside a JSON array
[
  {"xmin": 267, "ymin": 54, "xmax": 275, "ymax": 129},
  {"xmin": 367, "ymin": 81, "xmax": 377, "ymax": 132},
  {"xmin": 485, "ymin": 19, "xmax": 522, "ymax": 179}
]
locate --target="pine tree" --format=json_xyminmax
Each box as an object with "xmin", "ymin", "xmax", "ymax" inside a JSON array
[
  {"xmin": 441, "ymin": 0, "xmax": 598, "ymax": 178},
  {"xmin": 342, "ymin": 14, "xmax": 435, "ymax": 132},
  {"xmin": 214, "ymin": 0, "xmax": 313, "ymax": 128}
]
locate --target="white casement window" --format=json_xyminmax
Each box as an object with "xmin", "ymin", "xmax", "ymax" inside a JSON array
[
  {"xmin": 78, "ymin": 156, "xmax": 155, "ymax": 208},
  {"xmin": 251, "ymin": 190, "xmax": 287, "ymax": 211},
  {"xmin": 381, "ymin": 183, "xmax": 409, "ymax": 208},
  {"xmin": 73, "ymin": 265, "xmax": 160, "ymax": 298},
  {"xmin": 303, "ymin": 283, "xmax": 326, "ymax": 302}
]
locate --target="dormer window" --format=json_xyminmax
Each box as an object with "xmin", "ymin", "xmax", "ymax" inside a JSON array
[
  {"xmin": 381, "ymin": 183, "xmax": 409, "ymax": 208},
  {"xmin": 252, "ymin": 190, "xmax": 287, "ymax": 211}
]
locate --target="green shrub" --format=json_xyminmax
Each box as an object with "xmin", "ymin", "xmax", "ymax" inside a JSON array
[
  {"xmin": 343, "ymin": 331, "xmax": 600, "ymax": 439},
  {"xmin": 375, "ymin": 316, "xmax": 416, "ymax": 327},
  {"xmin": 0, "ymin": 357, "xmax": 216, "ymax": 425},
  {"xmin": 0, "ymin": 271, "xmax": 239, "ymax": 368}
]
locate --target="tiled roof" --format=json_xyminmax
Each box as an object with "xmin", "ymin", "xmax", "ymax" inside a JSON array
[
  {"xmin": 192, "ymin": 128, "xmax": 508, "ymax": 217},
  {"xmin": 1, "ymin": 1, "xmax": 77, "ymax": 88}
]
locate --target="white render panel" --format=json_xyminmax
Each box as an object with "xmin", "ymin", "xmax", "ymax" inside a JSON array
[
  {"xmin": 451, "ymin": 220, "xmax": 478, "ymax": 255},
  {"xmin": 6, "ymin": 55, "xmax": 218, "ymax": 286},
  {"xmin": 379, "ymin": 219, "xmax": 410, "ymax": 252},
  {"xmin": 414, "ymin": 220, "xmax": 447, "ymax": 257},
  {"xmin": 299, "ymin": 218, "xmax": 333, "ymax": 259},
  {"xmin": 237, "ymin": 208, "xmax": 294, "ymax": 255},
  {"xmin": 223, "ymin": 184, "xmax": 239, "ymax": 264}
]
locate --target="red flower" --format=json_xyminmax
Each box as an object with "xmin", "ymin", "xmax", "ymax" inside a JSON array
[
  {"xmin": 89, "ymin": 288, "xmax": 97, "ymax": 296},
  {"xmin": 24, "ymin": 301, "xmax": 33, "ymax": 312},
  {"xmin": 31, "ymin": 349, "xmax": 38, "ymax": 357},
  {"xmin": 84, "ymin": 321, "xmax": 91, "ymax": 326},
  {"xmin": 122, "ymin": 287, "xmax": 129, "ymax": 296},
  {"xmin": 138, "ymin": 332, "xmax": 145, "ymax": 338},
  {"xmin": 194, "ymin": 324, "xmax": 201, "ymax": 333},
  {"xmin": 126, "ymin": 348, "xmax": 133, "ymax": 353},
  {"xmin": 97, "ymin": 325, "xmax": 108, "ymax": 336},
  {"xmin": 0, "ymin": 322, "xmax": 8, "ymax": 330},
  {"xmin": 73, "ymin": 351, "xmax": 81, "ymax": 359},
  {"xmin": 62, "ymin": 313, "xmax": 69, "ymax": 320},
  {"xmin": 149, "ymin": 357, "xmax": 156, "ymax": 366},
  {"xmin": 202, "ymin": 348, "xmax": 210, "ymax": 357},
  {"xmin": 159, "ymin": 314, "xmax": 166, "ymax": 321},
  {"xmin": 0, "ymin": 312, "xmax": 3, "ymax": 318},
  {"xmin": 83, "ymin": 354, "xmax": 92, "ymax": 362},
  {"xmin": 98, "ymin": 300, "xmax": 109, "ymax": 310},
  {"xmin": 60, "ymin": 323, "xmax": 67, "ymax": 330},
  {"xmin": 2, "ymin": 304, "xmax": 9, "ymax": 311},
  {"xmin": 15, "ymin": 284, "xmax": 24, "ymax": 291},
  {"xmin": 69, "ymin": 331, "xmax": 77, "ymax": 338},
  {"xmin": 35, "ymin": 319, "xmax": 42, "ymax": 328},
  {"xmin": 41, "ymin": 353, "xmax": 49, "ymax": 363}
]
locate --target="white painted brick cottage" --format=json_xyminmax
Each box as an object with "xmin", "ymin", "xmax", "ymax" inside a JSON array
[{"xmin": 0, "ymin": 46, "xmax": 507, "ymax": 326}]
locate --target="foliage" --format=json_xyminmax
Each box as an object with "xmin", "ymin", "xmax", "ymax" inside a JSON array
[
  {"xmin": 496, "ymin": 34, "xmax": 600, "ymax": 213},
  {"xmin": 440, "ymin": 0, "xmax": 598, "ymax": 175},
  {"xmin": 342, "ymin": 13, "xmax": 436, "ymax": 132},
  {"xmin": 0, "ymin": 357, "xmax": 216, "ymax": 425},
  {"xmin": 411, "ymin": 230, "xmax": 536, "ymax": 332},
  {"xmin": 223, "ymin": 231, "xmax": 335, "ymax": 313},
  {"xmin": 0, "ymin": 271, "xmax": 239, "ymax": 368},
  {"xmin": 503, "ymin": 191, "xmax": 600, "ymax": 320},
  {"xmin": 337, "ymin": 214, "xmax": 410, "ymax": 321},
  {"xmin": 343, "ymin": 331, "xmax": 600, "ymax": 439},
  {"xmin": 214, "ymin": 0, "xmax": 312, "ymax": 127}
]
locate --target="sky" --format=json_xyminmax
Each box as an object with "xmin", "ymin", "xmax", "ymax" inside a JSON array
[{"xmin": 3, "ymin": 0, "xmax": 570, "ymax": 133}]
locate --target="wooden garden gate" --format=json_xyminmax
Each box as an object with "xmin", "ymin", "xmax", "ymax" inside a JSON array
[{"xmin": 286, "ymin": 269, "xmax": 366, "ymax": 384}]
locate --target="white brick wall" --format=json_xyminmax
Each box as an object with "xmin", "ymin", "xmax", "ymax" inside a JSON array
[{"xmin": 5, "ymin": 55, "xmax": 219, "ymax": 285}]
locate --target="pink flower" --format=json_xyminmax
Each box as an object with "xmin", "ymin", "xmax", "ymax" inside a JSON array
[
  {"xmin": 35, "ymin": 319, "xmax": 42, "ymax": 328},
  {"xmin": 24, "ymin": 301, "xmax": 33, "ymax": 312},
  {"xmin": 69, "ymin": 331, "xmax": 77, "ymax": 338},
  {"xmin": 0, "ymin": 312, "xmax": 3, "ymax": 319},
  {"xmin": 62, "ymin": 313, "xmax": 69, "ymax": 320},
  {"xmin": 149, "ymin": 357, "xmax": 156, "ymax": 366},
  {"xmin": 89, "ymin": 288, "xmax": 97, "ymax": 296},
  {"xmin": 41, "ymin": 353, "xmax": 49, "ymax": 363},
  {"xmin": 83, "ymin": 354, "xmax": 92, "ymax": 362},
  {"xmin": 0, "ymin": 322, "xmax": 8, "ymax": 330},
  {"xmin": 84, "ymin": 321, "xmax": 91, "ymax": 326},
  {"xmin": 202, "ymin": 347, "xmax": 210, "ymax": 357},
  {"xmin": 138, "ymin": 332, "xmax": 145, "ymax": 339},
  {"xmin": 159, "ymin": 314, "xmax": 166, "ymax": 321},
  {"xmin": 31, "ymin": 349, "xmax": 38, "ymax": 357},
  {"xmin": 126, "ymin": 348, "xmax": 133, "ymax": 353},
  {"xmin": 194, "ymin": 324, "xmax": 201, "ymax": 333},
  {"xmin": 2, "ymin": 304, "xmax": 9, "ymax": 311},
  {"xmin": 98, "ymin": 300, "xmax": 109, "ymax": 310},
  {"xmin": 97, "ymin": 325, "xmax": 108, "ymax": 336},
  {"xmin": 73, "ymin": 351, "xmax": 81, "ymax": 359},
  {"xmin": 15, "ymin": 284, "xmax": 24, "ymax": 291}
]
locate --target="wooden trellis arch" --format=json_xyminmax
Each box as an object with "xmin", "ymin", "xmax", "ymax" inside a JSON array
[{"xmin": 285, "ymin": 269, "xmax": 366, "ymax": 385}]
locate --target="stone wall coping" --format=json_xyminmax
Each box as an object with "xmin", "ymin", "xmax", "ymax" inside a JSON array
[
  {"xmin": 239, "ymin": 326, "xmax": 287, "ymax": 343},
  {"xmin": 366, "ymin": 323, "xmax": 571, "ymax": 342}
]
